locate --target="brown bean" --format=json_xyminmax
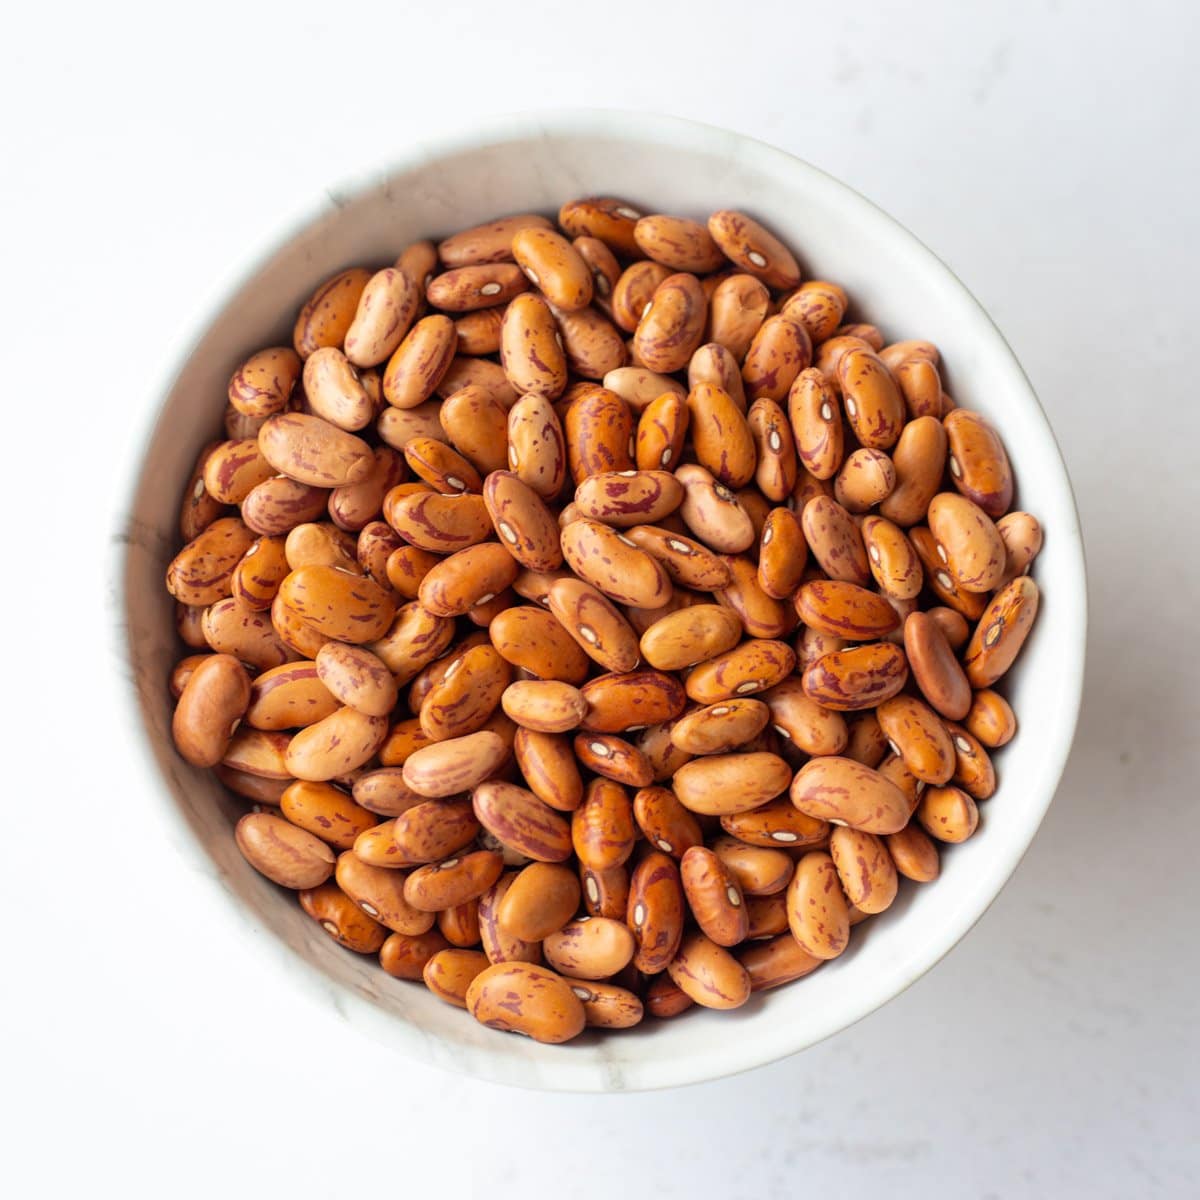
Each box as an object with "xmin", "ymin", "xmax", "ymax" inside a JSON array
[
  {"xmin": 623, "ymin": 524, "xmax": 732, "ymax": 590},
  {"xmin": 166, "ymin": 517, "xmax": 257, "ymax": 607},
  {"xmin": 242, "ymin": 477, "xmax": 331, "ymax": 538},
  {"xmin": 276, "ymin": 780, "xmax": 375, "ymax": 851},
  {"xmin": 367, "ymin": 604, "xmax": 454, "ymax": 686},
  {"xmin": 501, "ymin": 393, "xmax": 566, "ymax": 500},
  {"xmin": 628, "ymin": 851, "xmax": 685, "ymax": 973},
  {"xmin": 719, "ymin": 799, "xmax": 829, "ymax": 849},
  {"xmin": 790, "ymin": 756, "xmax": 912, "ymax": 834},
  {"xmin": 466, "ymin": 961, "xmax": 586, "ymax": 1043},
  {"xmin": 377, "ymin": 401, "xmax": 446, "ymax": 453},
  {"xmin": 546, "ymin": 578, "xmax": 641, "ymax": 674},
  {"xmin": 326, "ymin": 447, "xmax": 405, "ymax": 534},
  {"xmin": 301, "ymin": 347, "xmax": 374, "ymax": 432},
  {"xmin": 379, "ymin": 929, "xmax": 451, "ymax": 979},
  {"xmin": 511, "ymin": 728, "xmax": 584, "ymax": 814},
  {"xmin": 645, "ymin": 973, "xmax": 694, "ymax": 1018},
  {"xmin": 383, "ymin": 490, "xmax": 491, "ymax": 556},
  {"xmin": 670, "ymin": 699, "xmax": 770, "ymax": 756},
  {"xmin": 740, "ymin": 934, "xmax": 824, "ymax": 992},
  {"xmin": 201, "ymin": 597, "xmax": 298, "ymax": 671},
  {"xmin": 794, "ymin": 580, "xmax": 900, "ymax": 641},
  {"xmin": 902, "ymin": 610, "xmax": 972, "ymax": 720},
  {"xmin": 742, "ymin": 315, "xmax": 812, "ymax": 403},
  {"xmin": 257, "ymin": 413, "xmax": 373, "ymax": 488},
  {"xmin": 689, "ymin": 343, "xmax": 747, "ymax": 411},
  {"xmin": 996, "ymin": 511, "xmax": 1043, "ymax": 586},
  {"xmin": 574, "ymin": 733, "xmax": 653, "ymax": 787},
  {"xmin": 753, "ymin": 507, "xmax": 806, "ymax": 600},
  {"xmin": 909, "ymin": 526, "xmax": 988, "ymax": 620},
  {"xmin": 675, "ymin": 464, "xmax": 756, "ymax": 554},
  {"xmin": 680, "ymin": 846, "xmax": 748, "ymax": 946},
  {"xmin": 202, "ymin": 439, "xmax": 275, "ymax": 505},
  {"xmin": 543, "ymin": 917, "xmax": 636, "ymax": 980},
  {"xmin": 687, "ymin": 383, "xmax": 756, "ymax": 488},
  {"xmin": 829, "ymin": 825, "xmax": 898, "ymax": 914},
  {"xmin": 886, "ymin": 823, "xmax": 941, "ymax": 882},
  {"xmin": 667, "ymin": 931, "xmax": 752, "ymax": 1009},
  {"xmin": 633, "ymin": 214, "xmax": 725, "ymax": 273},
  {"xmin": 433, "ymin": 387, "xmax": 507, "ymax": 478},
  {"xmin": 351, "ymin": 768, "xmax": 425, "ymax": 817},
  {"xmin": 473, "ymin": 780, "xmax": 573, "ymax": 863},
  {"xmin": 402, "ymin": 730, "xmax": 508, "ymax": 798},
  {"xmin": 673, "ymin": 752, "xmax": 791, "ymax": 816},
  {"xmin": 437, "ymin": 213, "xmax": 552, "ymax": 267},
  {"xmin": 469, "ymin": 874, "xmax": 537, "ymax": 964},
  {"xmin": 634, "ymin": 389, "xmax": 689, "ymax": 474},
  {"xmin": 571, "ymin": 778, "xmax": 636, "ymax": 871},
  {"xmin": 482, "ymin": 471, "xmax": 563, "ymax": 572},
  {"xmin": 381, "ymin": 315, "xmax": 457, "ymax": 409},
  {"xmin": 401, "ymin": 438, "xmax": 481, "ymax": 497},
  {"xmin": 343, "ymin": 267, "xmax": 420, "ymax": 368},
  {"xmin": 880, "ymin": 416, "xmax": 948, "ymax": 527},
  {"xmin": 743, "ymin": 892, "xmax": 789, "ymax": 939},
  {"xmin": 889, "ymin": 356, "xmax": 943, "ymax": 421},
  {"xmin": 638, "ymin": 604, "xmax": 742, "ymax": 672},
  {"xmin": 435, "ymin": 355, "xmax": 517, "ymax": 408},
  {"xmin": 560, "ymin": 518, "xmax": 672, "ymax": 608},
  {"xmin": 963, "ymin": 576, "xmax": 1040, "ymax": 687},
  {"xmin": 707, "ymin": 210, "xmax": 800, "ymax": 289},
  {"xmin": 579, "ymin": 670, "xmax": 687, "ymax": 733},
  {"xmin": 573, "ymin": 469, "xmax": 684, "ymax": 526},
  {"xmin": 437, "ymin": 902, "xmax": 481, "ymax": 948},
  {"xmin": 495, "ymin": 862, "xmax": 581, "ymax": 941},
  {"xmin": 566, "ymin": 980, "xmax": 644, "ymax": 1029},
  {"xmin": 633, "ymin": 273, "xmax": 706, "ymax": 374},
  {"xmin": 762, "ymin": 677, "xmax": 848, "ymax": 755},
  {"xmin": 944, "ymin": 409, "xmax": 1013, "ymax": 517},
  {"xmin": 837, "ymin": 348, "xmax": 904, "ymax": 449},
  {"xmin": 610, "ymin": 260, "xmax": 671, "ymax": 334},
  {"xmin": 786, "ymin": 851, "xmax": 850, "ymax": 960},
  {"xmin": 964, "ymin": 689, "xmax": 1017, "ymax": 748},
  {"xmin": 710, "ymin": 837, "xmax": 793, "ymax": 896},
  {"xmin": 789, "ymin": 368, "xmax": 844, "ymax": 481},
  {"xmin": 916, "ymin": 785, "xmax": 979, "ymax": 843},
  {"xmin": 801, "ymin": 642, "xmax": 909, "ymax": 711},
  {"xmin": 512, "ymin": 227, "xmax": 593, "ymax": 311},
  {"xmin": 426, "ymin": 263, "xmax": 529, "ymax": 313},
  {"xmin": 573, "ymin": 236, "xmax": 622, "ymax": 315},
  {"xmin": 310, "ymin": 643, "xmax": 395, "ymax": 717},
  {"xmin": 403, "ymin": 850, "xmax": 505, "ymax": 912},
  {"xmin": 234, "ymin": 811, "xmax": 335, "ymax": 889},
  {"xmin": 709, "ymin": 273, "xmax": 771, "ymax": 360},
  {"xmin": 172, "ymin": 654, "xmax": 252, "ymax": 767},
  {"xmin": 229, "ymin": 347, "xmax": 302, "ymax": 418},
  {"xmin": 498, "ymin": 292, "xmax": 568, "ymax": 399},
  {"xmin": 876, "ymin": 694, "xmax": 955, "ymax": 785},
  {"xmin": 299, "ymin": 882, "xmax": 387, "ymax": 952},
  {"xmin": 801, "ymin": 496, "xmax": 871, "ymax": 585},
  {"xmin": 294, "ymin": 269, "xmax": 372, "ymax": 359},
  {"xmin": 927, "ymin": 493, "xmax": 1007, "ymax": 593},
  {"xmin": 501, "ymin": 680, "xmax": 587, "ymax": 733},
  {"xmin": 423, "ymin": 949, "xmax": 490, "ymax": 1008}
]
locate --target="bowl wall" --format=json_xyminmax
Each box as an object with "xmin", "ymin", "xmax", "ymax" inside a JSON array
[{"xmin": 119, "ymin": 111, "xmax": 1086, "ymax": 1091}]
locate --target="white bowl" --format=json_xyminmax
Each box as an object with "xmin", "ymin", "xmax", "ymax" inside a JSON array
[{"xmin": 117, "ymin": 110, "xmax": 1087, "ymax": 1092}]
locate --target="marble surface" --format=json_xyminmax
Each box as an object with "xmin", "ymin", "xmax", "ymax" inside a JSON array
[{"xmin": 3, "ymin": 0, "xmax": 1197, "ymax": 1195}]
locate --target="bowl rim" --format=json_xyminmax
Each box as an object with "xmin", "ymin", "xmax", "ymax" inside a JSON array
[{"xmin": 112, "ymin": 107, "xmax": 1088, "ymax": 1092}]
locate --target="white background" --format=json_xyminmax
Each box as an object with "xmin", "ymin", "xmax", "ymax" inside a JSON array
[{"xmin": 2, "ymin": 1, "xmax": 1198, "ymax": 1196}]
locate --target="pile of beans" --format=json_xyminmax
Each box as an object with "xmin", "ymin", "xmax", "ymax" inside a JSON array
[{"xmin": 165, "ymin": 199, "xmax": 1042, "ymax": 1044}]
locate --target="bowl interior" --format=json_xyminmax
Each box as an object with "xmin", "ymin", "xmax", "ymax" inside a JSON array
[{"xmin": 120, "ymin": 112, "xmax": 1085, "ymax": 1091}]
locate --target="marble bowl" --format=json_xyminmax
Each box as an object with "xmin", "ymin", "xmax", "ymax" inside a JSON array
[{"xmin": 118, "ymin": 111, "xmax": 1086, "ymax": 1091}]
